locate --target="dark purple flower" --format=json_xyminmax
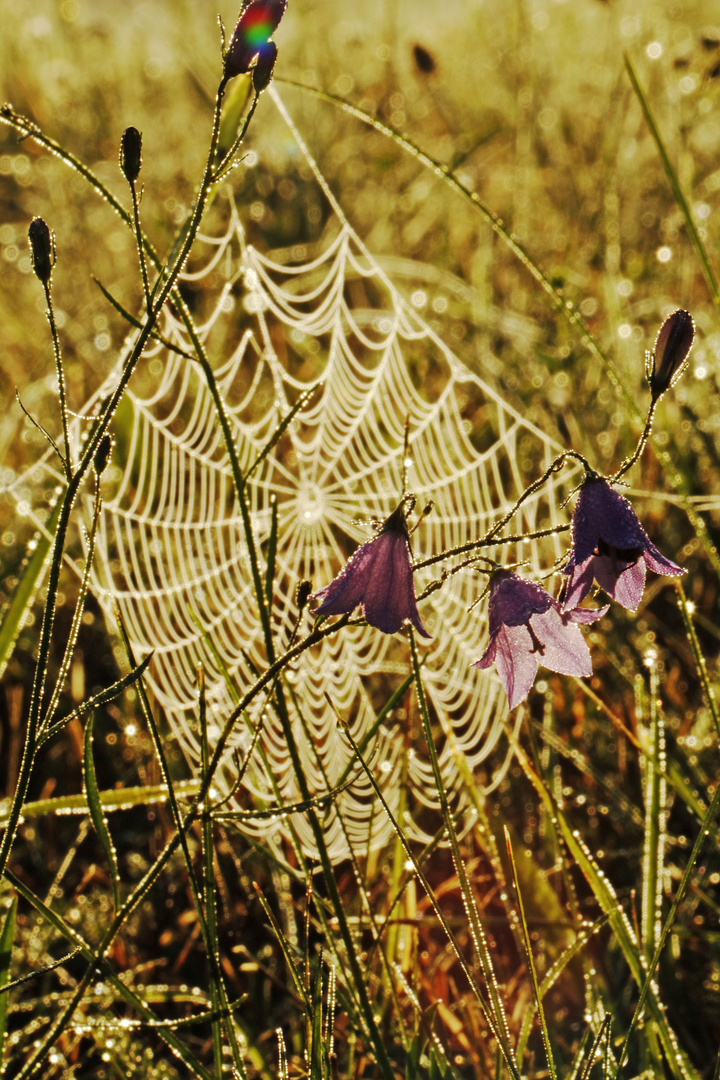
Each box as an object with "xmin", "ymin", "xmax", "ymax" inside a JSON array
[
  {"xmin": 562, "ymin": 476, "xmax": 685, "ymax": 612},
  {"xmin": 310, "ymin": 504, "xmax": 430, "ymax": 638},
  {"xmin": 473, "ymin": 570, "xmax": 606, "ymax": 710},
  {"xmin": 224, "ymin": 0, "xmax": 287, "ymax": 81}
]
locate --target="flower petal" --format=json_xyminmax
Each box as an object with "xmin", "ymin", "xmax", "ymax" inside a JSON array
[
  {"xmin": 642, "ymin": 541, "xmax": 686, "ymax": 578},
  {"xmin": 311, "ymin": 538, "xmax": 378, "ymax": 618},
  {"xmin": 592, "ymin": 554, "xmax": 646, "ymax": 611},
  {"xmin": 492, "ymin": 624, "xmax": 540, "ymax": 709},
  {"xmin": 562, "ymin": 556, "xmax": 598, "ymax": 610},
  {"xmin": 530, "ymin": 608, "xmax": 592, "ymax": 677},
  {"xmin": 361, "ymin": 532, "xmax": 431, "ymax": 637}
]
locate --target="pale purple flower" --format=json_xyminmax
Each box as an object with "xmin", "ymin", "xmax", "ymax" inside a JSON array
[
  {"xmin": 311, "ymin": 505, "xmax": 430, "ymax": 638},
  {"xmin": 473, "ymin": 571, "xmax": 606, "ymax": 710},
  {"xmin": 562, "ymin": 477, "xmax": 685, "ymax": 612}
]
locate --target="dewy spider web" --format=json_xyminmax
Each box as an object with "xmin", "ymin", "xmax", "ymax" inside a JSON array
[{"xmin": 11, "ymin": 90, "xmax": 575, "ymax": 861}]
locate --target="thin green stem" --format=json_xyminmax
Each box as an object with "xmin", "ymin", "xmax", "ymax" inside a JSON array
[
  {"xmin": 41, "ymin": 475, "xmax": 102, "ymax": 733},
  {"xmin": 42, "ymin": 280, "xmax": 72, "ymax": 478},
  {"xmin": 0, "ymin": 76, "xmax": 227, "ymax": 891},
  {"xmin": 624, "ymin": 54, "xmax": 720, "ymax": 308},
  {"xmin": 611, "ymin": 399, "xmax": 657, "ymax": 482},
  {"xmin": 128, "ymin": 179, "xmax": 151, "ymax": 309}
]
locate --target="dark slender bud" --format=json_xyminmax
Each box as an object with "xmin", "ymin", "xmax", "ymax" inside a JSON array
[
  {"xmin": 648, "ymin": 309, "xmax": 695, "ymax": 399},
  {"xmin": 224, "ymin": 0, "xmax": 287, "ymax": 80},
  {"xmin": 120, "ymin": 126, "xmax": 143, "ymax": 184},
  {"xmin": 28, "ymin": 217, "xmax": 55, "ymax": 284},
  {"xmin": 252, "ymin": 40, "xmax": 278, "ymax": 92},
  {"xmin": 413, "ymin": 44, "xmax": 436, "ymax": 74},
  {"xmin": 296, "ymin": 579, "xmax": 312, "ymax": 613},
  {"xmin": 93, "ymin": 434, "xmax": 113, "ymax": 475}
]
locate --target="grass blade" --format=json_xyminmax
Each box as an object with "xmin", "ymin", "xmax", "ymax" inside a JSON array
[
  {"xmin": 83, "ymin": 713, "xmax": 120, "ymax": 912},
  {"xmin": 624, "ymin": 54, "xmax": 720, "ymax": 307},
  {"xmin": 0, "ymin": 501, "xmax": 61, "ymax": 680},
  {"xmin": 504, "ymin": 827, "xmax": 557, "ymax": 1080},
  {"xmin": 0, "ymin": 896, "xmax": 17, "ymax": 1064}
]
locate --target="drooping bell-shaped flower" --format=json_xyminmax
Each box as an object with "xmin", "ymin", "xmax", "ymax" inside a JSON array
[
  {"xmin": 473, "ymin": 570, "xmax": 606, "ymax": 710},
  {"xmin": 562, "ymin": 476, "xmax": 685, "ymax": 612},
  {"xmin": 311, "ymin": 504, "xmax": 430, "ymax": 638}
]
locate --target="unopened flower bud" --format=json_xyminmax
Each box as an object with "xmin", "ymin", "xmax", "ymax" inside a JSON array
[
  {"xmin": 648, "ymin": 309, "xmax": 694, "ymax": 400},
  {"xmin": 120, "ymin": 126, "xmax": 143, "ymax": 184},
  {"xmin": 224, "ymin": 0, "xmax": 287, "ymax": 80},
  {"xmin": 93, "ymin": 434, "xmax": 113, "ymax": 476},
  {"xmin": 296, "ymin": 579, "xmax": 312, "ymax": 614},
  {"xmin": 28, "ymin": 217, "xmax": 55, "ymax": 284},
  {"xmin": 252, "ymin": 40, "xmax": 277, "ymax": 92}
]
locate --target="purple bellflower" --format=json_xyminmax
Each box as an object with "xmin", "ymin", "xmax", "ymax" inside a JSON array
[
  {"xmin": 311, "ymin": 504, "xmax": 430, "ymax": 638},
  {"xmin": 473, "ymin": 570, "xmax": 607, "ymax": 710},
  {"xmin": 562, "ymin": 476, "xmax": 685, "ymax": 612}
]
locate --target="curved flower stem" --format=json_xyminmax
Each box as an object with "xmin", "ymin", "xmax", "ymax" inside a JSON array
[
  {"xmin": 610, "ymin": 399, "xmax": 657, "ymax": 483},
  {"xmin": 414, "ymin": 522, "xmax": 570, "ymax": 573},
  {"xmin": 485, "ymin": 450, "xmax": 590, "ymax": 544},
  {"xmin": 408, "ymin": 629, "xmax": 519, "ymax": 1079}
]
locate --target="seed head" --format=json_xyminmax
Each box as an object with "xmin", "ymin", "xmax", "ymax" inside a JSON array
[{"xmin": 120, "ymin": 126, "xmax": 143, "ymax": 184}]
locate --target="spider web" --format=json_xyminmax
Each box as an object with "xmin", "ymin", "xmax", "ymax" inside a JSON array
[{"xmin": 7, "ymin": 90, "xmax": 576, "ymax": 861}]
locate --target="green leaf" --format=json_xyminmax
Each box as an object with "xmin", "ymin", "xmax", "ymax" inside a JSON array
[
  {"xmin": 0, "ymin": 896, "xmax": 17, "ymax": 1064},
  {"xmin": 83, "ymin": 714, "xmax": 120, "ymax": 912},
  {"xmin": 0, "ymin": 501, "xmax": 62, "ymax": 680}
]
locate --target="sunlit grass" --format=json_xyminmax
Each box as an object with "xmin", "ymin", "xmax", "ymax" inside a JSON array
[{"xmin": 0, "ymin": 1, "xmax": 719, "ymax": 1077}]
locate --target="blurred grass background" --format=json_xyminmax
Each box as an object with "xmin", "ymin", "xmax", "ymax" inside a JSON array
[{"xmin": 1, "ymin": 0, "xmax": 720, "ymax": 1077}]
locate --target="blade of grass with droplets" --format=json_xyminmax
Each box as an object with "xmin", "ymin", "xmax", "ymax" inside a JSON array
[
  {"xmin": 578, "ymin": 1015, "xmax": 612, "ymax": 1080},
  {"xmin": 37, "ymin": 652, "xmax": 154, "ymax": 748},
  {"xmin": 198, "ymin": 664, "xmax": 225, "ymax": 1078},
  {"xmin": 309, "ymin": 959, "xmax": 328, "ymax": 1080},
  {"xmin": 639, "ymin": 668, "xmax": 666, "ymax": 985},
  {"xmin": 0, "ymin": 896, "xmax": 17, "ymax": 1066},
  {"xmin": 408, "ymin": 631, "xmax": 519, "ymax": 1078},
  {"xmin": 82, "ymin": 713, "xmax": 121, "ymax": 913},
  {"xmin": 116, "ymin": 607, "xmax": 249, "ymax": 1075},
  {"xmin": 624, "ymin": 54, "xmax": 720, "ymax": 308},
  {"xmin": 337, "ymin": 689, "xmax": 520, "ymax": 1079},
  {"xmin": 613, "ymin": 584, "xmax": 720, "ymax": 1076},
  {"xmin": 254, "ymin": 882, "xmax": 310, "ymax": 1007},
  {"xmin": 288, "ymin": 681, "xmax": 414, "ymax": 1051},
  {"xmin": 515, "ymin": 738, "xmax": 701, "ymax": 1080},
  {"xmin": 0, "ymin": 500, "xmax": 61, "ymax": 681},
  {"xmin": 516, "ymin": 914, "xmax": 609, "ymax": 1069},
  {"xmin": 0, "ymin": 781, "xmax": 200, "ymax": 828},
  {"xmin": 4, "ymin": 870, "xmax": 216, "ymax": 1080},
  {"xmin": 41, "ymin": 480, "xmax": 102, "ymax": 732},
  {"xmin": 505, "ymin": 826, "xmax": 557, "ymax": 1080}
]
